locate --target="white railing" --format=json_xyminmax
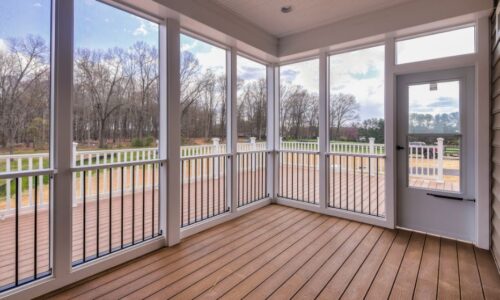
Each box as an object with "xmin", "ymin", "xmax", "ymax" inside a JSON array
[
  {"xmin": 408, "ymin": 137, "xmax": 444, "ymax": 182},
  {"xmin": 0, "ymin": 136, "xmax": 446, "ymax": 215}
]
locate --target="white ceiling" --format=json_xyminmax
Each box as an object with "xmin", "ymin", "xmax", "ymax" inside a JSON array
[{"xmin": 210, "ymin": 0, "xmax": 415, "ymax": 37}]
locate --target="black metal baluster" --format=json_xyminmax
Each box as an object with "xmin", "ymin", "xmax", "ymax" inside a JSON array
[
  {"xmin": 330, "ymin": 154, "xmax": 337, "ymax": 207},
  {"xmin": 261, "ymin": 152, "xmax": 265, "ymax": 199},
  {"xmin": 285, "ymin": 152, "xmax": 288, "ymax": 198},
  {"xmin": 187, "ymin": 159, "xmax": 191, "ymax": 226},
  {"xmin": 96, "ymin": 170, "xmax": 100, "ymax": 256},
  {"xmin": 265, "ymin": 152, "xmax": 268, "ymax": 197},
  {"xmin": 120, "ymin": 167, "xmax": 124, "ymax": 248},
  {"xmin": 34, "ymin": 176, "xmax": 38, "ymax": 279},
  {"xmin": 142, "ymin": 165, "xmax": 145, "ymax": 240},
  {"xmin": 339, "ymin": 156, "xmax": 342, "ymax": 209},
  {"xmin": 181, "ymin": 160, "xmax": 184, "ymax": 227},
  {"xmin": 201, "ymin": 158, "xmax": 204, "ymax": 219},
  {"xmin": 354, "ymin": 156, "xmax": 356, "ymax": 212},
  {"xmin": 252, "ymin": 152, "xmax": 255, "ymax": 202},
  {"xmin": 158, "ymin": 164, "xmax": 161, "ymax": 235},
  {"xmin": 131, "ymin": 165, "xmax": 135, "ymax": 244},
  {"xmin": 292, "ymin": 152, "xmax": 299, "ymax": 200},
  {"xmin": 217, "ymin": 157, "xmax": 220, "ymax": 215},
  {"xmin": 376, "ymin": 158, "xmax": 379, "ymax": 216},
  {"xmin": 223, "ymin": 157, "xmax": 227, "ymax": 211},
  {"xmin": 307, "ymin": 153, "xmax": 310, "ymax": 203},
  {"xmin": 245, "ymin": 153, "xmax": 249, "ymax": 205},
  {"xmin": 302, "ymin": 153, "xmax": 305, "ymax": 202},
  {"xmin": 194, "ymin": 158, "xmax": 198, "ymax": 217},
  {"xmin": 361, "ymin": 157, "xmax": 364, "ymax": 214},
  {"xmin": 83, "ymin": 171, "xmax": 87, "ymax": 261},
  {"xmin": 152, "ymin": 163, "xmax": 155, "ymax": 237},
  {"xmin": 280, "ymin": 152, "xmax": 283, "ymax": 196},
  {"xmin": 207, "ymin": 158, "xmax": 210, "ymax": 215},
  {"xmin": 109, "ymin": 168, "xmax": 112, "ymax": 253},
  {"xmin": 212, "ymin": 157, "xmax": 215, "ymax": 215},
  {"xmin": 345, "ymin": 155, "xmax": 350, "ymax": 210},
  {"xmin": 314, "ymin": 154, "xmax": 317, "ymax": 204},
  {"xmin": 368, "ymin": 158, "xmax": 371, "ymax": 215},
  {"xmin": 237, "ymin": 155, "xmax": 240, "ymax": 206},
  {"xmin": 15, "ymin": 178, "xmax": 19, "ymax": 286}
]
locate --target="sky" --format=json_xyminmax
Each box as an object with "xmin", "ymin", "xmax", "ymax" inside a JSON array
[
  {"xmin": 330, "ymin": 45, "xmax": 385, "ymax": 122},
  {"xmin": 180, "ymin": 33, "xmax": 266, "ymax": 82},
  {"xmin": 0, "ymin": 0, "xmax": 471, "ymax": 123},
  {"xmin": 0, "ymin": 0, "xmax": 159, "ymax": 51},
  {"xmin": 409, "ymin": 81, "xmax": 459, "ymax": 116}
]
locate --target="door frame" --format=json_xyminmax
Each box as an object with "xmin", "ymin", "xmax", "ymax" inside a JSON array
[
  {"xmin": 388, "ymin": 18, "xmax": 490, "ymax": 249},
  {"xmin": 396, "ymin": 67, "xmax": 476, "ymax": 242}
]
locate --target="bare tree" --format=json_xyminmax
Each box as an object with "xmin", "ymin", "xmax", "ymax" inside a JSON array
[
  {"xmin": 329, "ymin": 93, "xmax": 359, "ymax": 139},
  {"xmin": 75, "ymin": 47, "xmax": 129, "ymax": 148},
  {"xmin": 0, "ymin": 35, "xmax": 49, "ymax": 153},
  {"xmin": 128, "ymin": 41, "xmax": 159, "ymax": 139}
]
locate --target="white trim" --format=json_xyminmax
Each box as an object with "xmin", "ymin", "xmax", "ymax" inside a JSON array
[
  {"xmin": 394, "ymin": 22, "xmax": 476, "ymax": 43},
  {"xmin": 236, "ymin": 50, "xmax": 270, "ymax": 68},
  {"xmin": 475, "ymin": 16, "xmax": 491, "ymax": 249},
  {"xmin": 98, "ymin": 0, "xmax": 163, "ymax": 24},
  {"xmin": 180, "ymin": 28, "xmax": 231, "ymax": 52},
  {"xmin": 385, "ymin": 37, "xmax": 397, "ymax": 229},
  {"xmin": 275, "ymin": 198, "xmax": 389, "ymax": 228},
  {"xmin": 179, "ymin": 198, "xmax": 271, "ymax": 238},
  {"xmin": 159, "ymin": 19, "xmax": 168, "ymax": 241}
]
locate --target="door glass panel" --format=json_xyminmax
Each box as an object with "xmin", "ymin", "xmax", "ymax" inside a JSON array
[
  {"xmin": 409, "ymin": 81, "xmax": 460, "ymax": 134},
  {"xmin": 407, "ymin": 81, "xmax": 460, "ymax": 193}
]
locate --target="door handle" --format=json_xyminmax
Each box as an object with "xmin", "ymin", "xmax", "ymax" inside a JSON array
[{"xmin": 396, "ymin": 145, "xmax": 405, "ymax": 150}]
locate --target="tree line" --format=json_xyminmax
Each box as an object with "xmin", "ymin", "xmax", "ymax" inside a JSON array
[{"xmin": 0, "ymin": 35, "xmax": 385, "ymax": 154}]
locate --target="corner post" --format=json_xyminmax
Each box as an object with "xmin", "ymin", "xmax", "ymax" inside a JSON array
[
  {"xmin": 165, "ymin": 18, "xmax": 181, "ymax": 246},
  {"xmin": 52, "ymin": 0, "xmax": 74, "ymax": 281},
  {"xmin": 318, "ymin": 51, "xmax": 328, "ymax": 210}
]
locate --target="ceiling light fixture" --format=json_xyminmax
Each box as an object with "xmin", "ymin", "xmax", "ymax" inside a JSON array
[{"xmin": 281, "ymin": 5, "xmax": 292, "ymax": 13}]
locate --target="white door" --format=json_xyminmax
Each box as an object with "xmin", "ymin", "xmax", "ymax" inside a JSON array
[{"xmin": 397, "ymin": 67, "xmax": 476, "ymax": 242}]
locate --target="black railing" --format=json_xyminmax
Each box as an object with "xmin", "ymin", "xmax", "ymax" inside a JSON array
[
  {"xmin": 277, "ymin": 151, "xmax": 319, "ymax": 204},
  {"xmin": 327, "ymin": 153, "xmax": 385, "ymax": 217},
  {"xmin": 237, "ymin": 151, "xmax": 269, "ymax": 207},
  {"xmin": 181, "ymin": 154, "xmax": 229, "ymax": 227},
  {"xmin": 72, "ymin": 161, "xmax": 162, "ymax": 266},
  {"xmin": 0, "ymin": 171, "xmax": 52, "ymax": 293}
]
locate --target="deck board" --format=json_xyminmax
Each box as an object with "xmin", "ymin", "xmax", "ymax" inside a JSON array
[{"xmin": 30, "ymin": 205, "xmax": 500, "ymax": 300}]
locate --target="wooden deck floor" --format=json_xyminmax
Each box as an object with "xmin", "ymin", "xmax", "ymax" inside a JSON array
[{"xmin": 45, "ymin": 204, "xmax": 500, "ymax": 300}]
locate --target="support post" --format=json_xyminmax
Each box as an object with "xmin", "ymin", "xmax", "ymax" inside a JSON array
[
  {"xmin": 159, "ymin": 21, "xmax": 168, "ymax": 244},
  {"xmin": 166, "ymin": 18, "xmax": 181, "ymax": 246},
  {"xmin": 269, "ymin": 64, "xmax": 279, "ymax": 201},
  {"xmin": 52, "ymin": 0, "xmax": 74, "ymax": 284},
  {"xmin": 318, "ymin": 51, "xmax": 328, "ymax": 209},
  {"xmin": 228, "ymin": 48, "xmax": 237, "ymax": 213}
]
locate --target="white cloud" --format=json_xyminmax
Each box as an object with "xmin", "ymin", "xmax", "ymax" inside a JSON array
[
  {"xmin": 409, "ymin": 81, "xmax": 459, "ymax": 115},
  {"xmin": 133, "ymin": 21, "xmax": 148, "ymax": 36},
  {"xmin": 33, "ymin": 2, "xmax": 42, "ymax": 7},
  {"xmin": 0, "ymin": 39, "xmax": 7, "ymax": 53},
  {"xmin": 281, "ymin": 59, "xmax": 319, "ymax": 94},
  {"xmin": 329, "ymin": 46, "xmax": 385, "ymax": 120}
]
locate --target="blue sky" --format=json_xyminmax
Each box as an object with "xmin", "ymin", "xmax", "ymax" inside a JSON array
[{"xmin": 0, "ymin": 0, "xmax": 158, "ymax": 51}]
